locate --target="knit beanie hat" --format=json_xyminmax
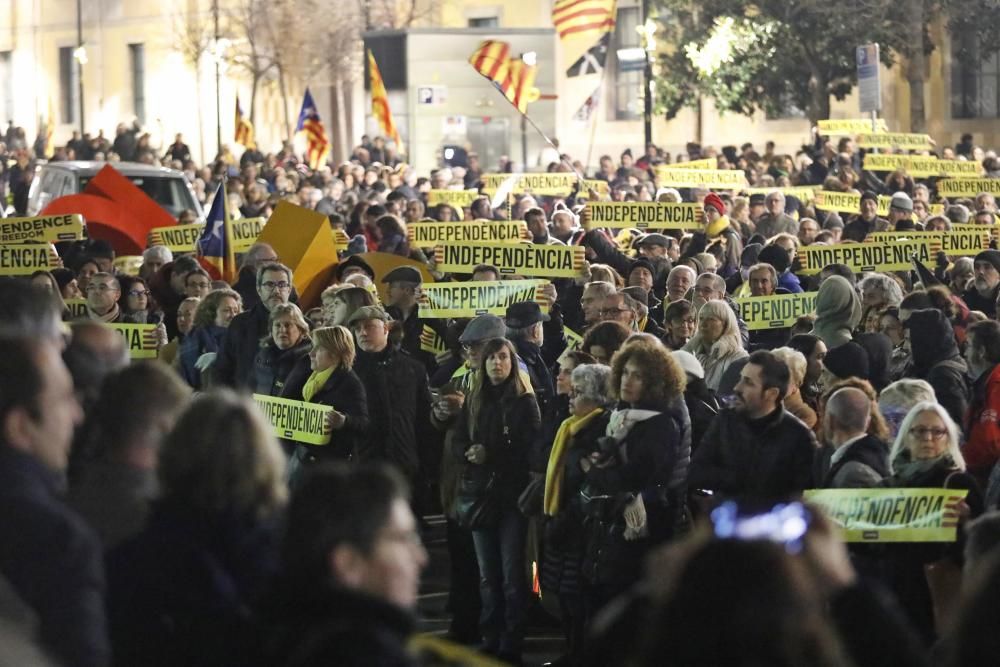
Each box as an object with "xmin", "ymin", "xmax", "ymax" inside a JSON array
[
  {"xmin": 758, "ymin": 244, "xmax": 791, "ymax": 274},
  {"xmin": 740, "ymin": 243, "xmax": 763, "ymax": 268},
  {"xmin": 813, "ymin": 275, "xmax": 861, "ymax": 348},
  {"xmin": 860, "ymin": 190, "xmax": 879, "ymax": 206},
  {"xmin": 823, "ymin": 341, "xmax": 870, "ymax": 381},
  {"xmin": 975, "ymin": 250, "xmax": 1000, "ymax": 274},
  {"xmin": 703, "ymin": 193, "xmax": 726, "ymax": 216}
]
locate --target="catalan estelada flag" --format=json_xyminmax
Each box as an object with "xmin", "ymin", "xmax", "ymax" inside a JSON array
[
  {"xmin": 552, "ymin": 0, "xmax": 617, "ymax": 67},
  {"xmin": 235, "ymin": 95, "xmax": 256, "ymax": 150},
  {"xmin": 295, "ymin": 88, "xmax": 330, "ymax": 169},
  {"xmin": 468, "ymin": 40, "xmax": 540, "ymax": 115},
  {"xmin": 196, "ymin": 182, "xmax": 237, "ymax": 284},
  {"xmin": 368, "ymin": 50, "xmax": 404, "ymax": 154}
]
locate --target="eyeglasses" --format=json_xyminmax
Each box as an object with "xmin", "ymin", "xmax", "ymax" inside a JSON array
[
  {"xmin": 910, "ymin": 426, "xmax": 948, "ymax": 441},
  {"xmin": 86, "ymin": 284, "xmax": 118, "ymax": 293},
  {"xmin": 128, "ymin": 290, "xmax": 151, "ymax": 298},
  {"xmin": 261, "ymin": 281, "xmax": 291, "ymax": 291}
]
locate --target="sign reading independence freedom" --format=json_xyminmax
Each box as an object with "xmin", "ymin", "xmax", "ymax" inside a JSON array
[
  {"xmin": 805, "ymin": 488, "xmax": 967, "ymax": 542},
  {"xmin": 585, "ymin": 202, "xmax": 705, "ymax": 230},
  {"xmin": 797, "ymin": 239, "xmax": 934, "ymax": 274},
  {"xmin": 0, "ymin": 214, "xmax": 85, "ymax": 244},
  {"xmin": 407, "ymin": 221, "xmax": 531, "ymax": 246},
  {"xmin": 734, "ymin": 293, "xmax": 818, "ymax": 331},
  {"xmin": 418, "ymin": 280, "xmax": 551, "ymax": 318},
  {"xmin": 434, "ymin": 243, "xmax": 586, "ymax": 278},
  {"xmin": 252, "ymin": 394, "xmax": 334, "ymax": 445}
]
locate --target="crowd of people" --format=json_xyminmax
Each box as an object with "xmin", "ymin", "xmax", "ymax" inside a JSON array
[{"xmin": 5, "ymin": 120, "xmax": 1000, "ymax": 667}]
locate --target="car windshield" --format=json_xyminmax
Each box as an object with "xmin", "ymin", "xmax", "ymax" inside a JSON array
[{"xmin": 79, "ymin": 174, "xmax": 195, "ymax": 218}]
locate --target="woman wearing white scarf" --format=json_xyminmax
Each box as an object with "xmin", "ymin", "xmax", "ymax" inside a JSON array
[{"xmin": 683, "ymin": 300, "xmax": 748, "ymax": 392}]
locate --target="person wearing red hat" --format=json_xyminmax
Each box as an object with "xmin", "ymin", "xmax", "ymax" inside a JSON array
[{"xmin": 683, "ymin": 192, "xmax": 743, "ymax": 280}]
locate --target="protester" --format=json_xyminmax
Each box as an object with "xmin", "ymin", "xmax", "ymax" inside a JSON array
[
  {"xmin": 815, "ymin": 387, "xmax": 889, "ymax": 488},
  {"xmin": 581, "ymin": 320, "xmax": 630, "ymax": 365},
  {"xmin": 320, "ymin": 284, "xmax": 376, "ymax": 327},
  {"xmin": 179, "ymin": 287, "xmax": 242, "ymax": 389},
  {"xmin": 878, "ymin": 378, "xmax": 937, "ymax": 440},
  {"xmin": 253, "ymin": 303, "xmax": 313, "ymax": 396},
  {"xmin": 902, "ymin": 308, "xmax": 970, "ymax": 425},
  {"xmin": 683, "ymin": 300, "xmax": 748, "ymax": 392},
  {"xmin": 771, "ymin": 346, "xmax": 817, "ymax": 428},
  {"xmin": 159, "ymin": 296, "xmax": 199, "ymax": 366},
  {"xmin": 106, "ymin": 390, "xmax": 286, "ymax": 666}
]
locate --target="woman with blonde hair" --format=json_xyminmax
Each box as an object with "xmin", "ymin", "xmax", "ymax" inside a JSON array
[
  {"xmin": 106, "ymin": 390, "xmax": 286, "ymax": 666},
  {"xmin": 771, "ymin": 347, "xmax": 817, "ymax": 428},
  {"xmin": 253, "ymin": 303, "xmax": 313, "ymax": 396},
  {"xmin": 281, "ymin": 326, "xmax": 369, "ymax": 479},
  {"xmin": 683, "ymin": 300, "xmax": 748, "ymax": 392}
]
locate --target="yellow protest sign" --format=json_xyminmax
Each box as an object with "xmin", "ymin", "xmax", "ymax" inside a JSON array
[
  {"xmin": 817, "ymin": 118, "xmax": 888, "ymax": 134},
  {"xmin": 653, "ymin": 167, "xmax": 747, "ymax": 189},
  {"xmin": 744, "ymin": 187, "xmax": 818, "ymax": 202},
  {"xmin": 147, "ymin": 217, "xmax": 266, "ymax": 253},
  {"xmin": 252, "ymin": 393, "xmax": 333, "ymax": 445},
  {"xmin": 113, "ymin": 255, "xmax": 143, "ymax": 276},
  {"xmin": 408, "ymin": 221, "xmax": 531, "ymax": 247},
  {"xmin": 0, "ymin": 243, "xmax": 60, "ymax": 275},
  {"xmin": 804, "ymin": 488, "xmax": 967, "ymax": 542},
  {"xmin": 938, "ymin": 178, "xmax": 1000, "ymax": 197},
  {"xmin": 428, "ymin": 189, "xmax": 480, "ymax": 207},
  {"xmin": 0, "ymin": 213, "xmax": 84, "ymax": 244},
  {"xmin": 418, "ymin": 279, "xmax": 550, "ymax": 318},
  {"xmin": 797, "ymin": 239, "xmax": 933, "ymax": 275},
  {"xmin": 814, "ymin": 191, "xmax": 891, "ymax": 216},
  {"xmin": 734, "ymin": 293, "xmax": 817, "ymax": 331},
  {"xmin": 671, "ymin": 158, "xmax": 717, "ymax": 169},
  {"xmin": 857, "ymin": 132, "xmax": 933, "ymax": 150},
  {"xmin": 332, "ymin": 228, "xmax": 349, "ymax": 252},
  {"xmin": 585, "ymin": 202, "xmax": 704, "ymax": 230},
  {"xmin": 929, "ymin": 203, "xmax": 945, "ymax": 216},
  {"xmin": 108, "ymin": 323, "xmax": 159, "ymax": 359},
  {"xmin": 65, "ymin": 298, "xmax": 88, "ymax": 319},
  {"xmin": 868, "ymin": 229, "xmax": 990, "ymax": 256},
  {"xmin": 434, "ymin": 243, "xmax": 585, "ymax": 278},
  {"xmin": 420, "ymin": 324, "xmax": 448, "ymax": 355},
  {"xmin": 863, "ymin": 155, "xmax": 980, "ymax": 178},
  {"xmin": 564, "ymin": 326, "xmax": 583, "ymax": 350},
  {"xmin": 479, "ymin": 173, "xmax": 609, "ymax": 197}
]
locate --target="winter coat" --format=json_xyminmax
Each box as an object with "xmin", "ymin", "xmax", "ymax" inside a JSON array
[
  {"xmin": 386, "ymin": 304, "xmax": 446, "ymax": 375},
  {"xmin": 353, "ymin": 346, "xmax": 434, "ymax": 483},
  {"xmin": 842, "ymin": 215, "xmax": 890, "ymax": 242},
  {"xmin": 755, "ymin": 212, "xmax": 799, "ymax": 238},
  {"xmin": 215, "ymin": 303, "xmax": 272, "ymax": 391},
  {"xmin": 258, "ymin": 583, "xmax": 417, "ymax": 667},
  {"xmin": 106, "ymin": 501, "xmax": 281, "ymax": 667},
  {"xmin": 179, "ymin": 325, "xmax": 228, "ymax": 389},
  {"xmin": 906, "ymin": 309, "xmax": 970, "ymax": 426},
  {"xmin": 453, "ymin": 379, "xmax": 541, "ymax": 506},
  {"xmin": 252, "ymin": 337, "xmax": 311, "ymax": 397},
  {"xmin": 0, "ymin": 447, "xmax": 109, "ymax": 667},
  {"xmin": 689, "ymin": 406, "xmax": 817, "ymax": 500},
  {"xmin": 513, "ymin": 337, "xmax": 556, "ymax": 421},
  {"xmin": 964, "ymin": 363, "xmax": 1000, "ymax": 478},
  {"xmin": 962, "ymin": 283, "xmax": 999, "ymax": 319},
  {"xmin": 281, "ymin": 358, "xmax": 370, "ymax": 462},
  {"xmin": 814, "ymin": 434, "xmax": 889, "ymax": 488},
  {"xmin": 684, "ymin": 379, "xmax": 720, "ymax": 453},
  {"xmin": 581, "ymin": 397, "xmax": 691, "ymax": 588},
  {"xmin": 693, "ymin": 344, "xmax": 749, "ymax": 393}
]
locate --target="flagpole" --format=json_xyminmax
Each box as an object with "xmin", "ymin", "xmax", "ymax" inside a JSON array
[
  {"xmin": 518, "ymin": 111, "xmax": 587, "ymax": 185},
  {"xmin": 585, "ymin": 61, "xmax": 611, "ymax": 177}
]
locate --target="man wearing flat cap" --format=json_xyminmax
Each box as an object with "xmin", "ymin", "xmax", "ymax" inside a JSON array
[
  {"xmin": 382, "ymin": 265, "xmax": 446, "ymax": 374},
  {"xmin": 505, "ymin": 302, "xmax": 555, "ymax": 419}
]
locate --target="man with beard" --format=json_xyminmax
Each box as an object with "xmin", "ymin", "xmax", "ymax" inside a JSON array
[
  {"xmin": 689, "ymin": 350, "xmax": 817, "ymax": 501},
  {"xmin": 964, "ymin": 250, "xmax": 1000, "ymax": 319}
]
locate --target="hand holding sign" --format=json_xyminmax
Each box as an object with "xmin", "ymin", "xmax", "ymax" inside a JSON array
[
  {"xmin": 466, "ymin": 444, "xmax": 487, "ymax": 465},
  {"xmin": 327, "ymin": 410, "xmax": 347, "ymax": 431}
]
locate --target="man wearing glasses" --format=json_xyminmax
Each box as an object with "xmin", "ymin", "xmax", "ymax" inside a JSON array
[
  {"xmin": 214, "ymin": 262, "xmax": 294, "ymax": 390},
  {"xmin": 83, "ymin": 273, "xmax": 123, "ymax": 323}
]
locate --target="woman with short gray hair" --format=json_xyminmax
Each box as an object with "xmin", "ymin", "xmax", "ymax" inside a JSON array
[{"xmin": 541, "ymin": 363, "xmax": 612, "ymax": 665}]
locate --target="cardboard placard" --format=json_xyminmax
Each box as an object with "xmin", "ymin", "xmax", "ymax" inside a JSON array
[
  {"xmin": 407, "ymin": 221, "xmax": 531, "ymax": 247},
  {"xmin": 805, "ymin": 488, "xmax": 967, "ymax": 542},
  {"xmin": 418, "ymin": 279, "xmax": 550, "ymax": 318},
  {"xmin": 653, "ymin": 167, "xmax": 747, "ymax": 189},
  {"xmin": 797, "ymin": 239, "xmax": 934, "ymax": 275},
  {"xmin": 0, "ymin": 214, "xmax": 85, "ymax": 244},
  {"xmin": 0, "ymin": 243, "xmax": 60, "ymax": 275},
  {"xmin": 434, "ymin": 243, "xmax": 585, "ymax": 278},
  {"xmin": 585, "ymin": 202, "xmax": 704, "ymax": 230},
  {"xmin": 252, "ymin": 393, "xmax": 334, "ymax": 445},
  {"xmin": 108, "ymin": 323, "xmax": 159, "ymax": 359},
  {"xmin": 733, "ymin": 292, "xmax": 818, "ymax": 330}
]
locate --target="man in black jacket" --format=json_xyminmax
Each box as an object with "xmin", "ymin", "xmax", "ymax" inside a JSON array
[
  {"xmin": 689, "ymin": 350, "xmax": 817, "ymax": 500},
  {"xmin": 350, "ymin": 306, "xmax": 434, "ymax": 504},
  {"xmin": 904, "ymin": 308, "xmax": 970, "ymax": 426},
  {"xmin": 964, "ymin": 250, "xmax": 1000, "ymax": 319},
  {"xmin": 383, "ymin": 265, "xmax": 445, "ymax": 375},
  {"xmin": 215, "ymin": 262, "xmax": 293, "ymax": 391},
  {"xmin": 0, "ymin": 337, "xmax": 109, "ymax": 667},
  {"xmin": 505, "ymin": 301, "xmax": 556, "ymax": 421},
  {"xmin": 814, "ymin": 387, "xmax": 889, "ymax": 488}
]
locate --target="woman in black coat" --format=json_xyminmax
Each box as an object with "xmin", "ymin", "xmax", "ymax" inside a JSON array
[
  {"xmin": 253, "ymin": 303, "xmax": 312, "ymax": 396},
  {"xmin": 281, "ymin": 326, "xmax": 369, "ymax": 485},
  {"xmin": 453, "ymin": 337, "xmax": 541, "ymax": 664},
  {"xmin": 580, "ymin": 340, "xmax": 691, "ymax": 614}
]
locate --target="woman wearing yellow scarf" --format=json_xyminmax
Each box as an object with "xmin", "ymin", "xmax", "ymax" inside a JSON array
[
  {"xmin": 540, "ymin": 363, "xmax": 612, "ymax": 667},
  {"xmin": 280, "ymin": 326, "xmax": 370, "ymax": 486}
]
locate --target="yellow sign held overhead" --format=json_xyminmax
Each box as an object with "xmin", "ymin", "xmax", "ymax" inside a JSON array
[
  {"xmin": 0, "ymin": 243, "xmax": 60, "ymax": 275},
  {"xmin": 868, "ymin": 229, "xmax": 990, "ymax": 256},
  {"xmin": 653, "ymin": 167, "xmax": 747, "ymax": 189},
  {"xmin": 0, "ymin": 213, "xmax": 84, "ymax": 244},
  {"xmin": 585, "ymin": 202, "xmax": 704, "ymax": 230},
  {"xmin": 817, "ymin": 118, "xmax": 889, "ymax": 134},
  {"xmin": 797, "ymin": 239, "xmax": 933, "ymax": 275},
  {"xmin": 863, "ymin": 155, "xmax": 981, "ymax": 178},
  {"xmin": 252, "ymin": 393, "xmax": 334, "ymax": 445},
  {"xmin": 564, "ymin": 326, "xmax": 583, "ymax": 350},
  {"xmin": 938, "ymin": 178, "xmax": 1000, "ymax": 197},
  {"xmin": 804, "ymin": 488, "xmax": 967, "ymax": 542},
  {"xmin": 734, "ymin": 293, "xmax": 818, "ymax": 331},
  {"xmin": 428, "ymin": 189, "xmax": 480, "ymax": 207},
  {"xmin": 744, "ymin": 186, "xmax": 819, "ymax": 202},
  {"xmin": 418, "ymin": 279, "xmax": 550, "ymax": 318},
  {"xmin": 147, "ymin": 217, "xmax": 266, "ymax": 253},
  {"xmin": 434, "ymin": 243, "xmax": 585, "ymax": 278},
  {"xmin": 408, "ymin": 221, "xmax": 531, "ymax": 247},
  {"xmin": 814, "ymin": 191, "xmax": 891, "ymax": 217},
  {"xmin": 479, "ymin": 173, "xmax": 609, "ymax": 197},
  {"xmin": 671, "ymin": 158, "xmax": 717, "ymax": 169},
  {"xmin": 108, "ymin": 323, "xmax": 159, "ymax": 359},
  {"xmin": 857, "ymin": 132, "xmax": 934, "ymax": 150},
  {"xmin": 420, "ymin": 324, "xmax": 448, "ymax": 355},
  {"xmin": 65, "ymin": 298, "xmax": 88, "ymax": 319},
  {"xmin": 332, "ymin": 228, "xmax": 350, "ymax": 252}
]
